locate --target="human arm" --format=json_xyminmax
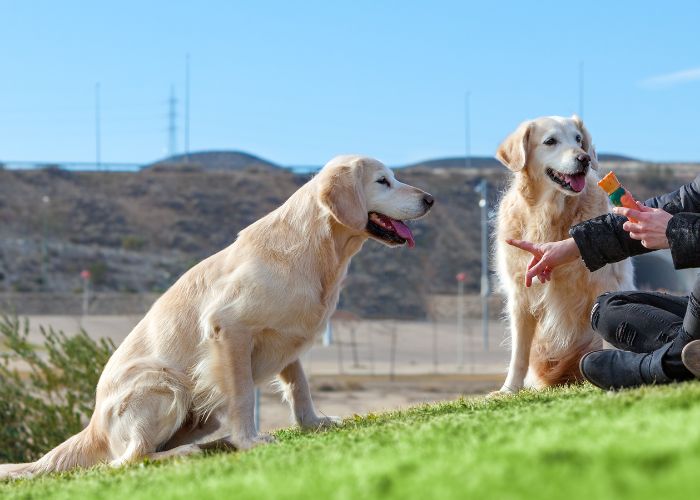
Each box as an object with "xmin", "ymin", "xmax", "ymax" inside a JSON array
[
  {"xmin": 570, "ymin": 175, "xmax": 700, "ymax": 271},
  {"xmin": 616, "ymin": 202, "xmax": 700, "ymax": 269}
]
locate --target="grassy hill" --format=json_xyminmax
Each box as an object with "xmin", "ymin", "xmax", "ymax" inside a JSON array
[{"xmin": 2, "ymin": 382, "xmax": 700, "ymax": 499}]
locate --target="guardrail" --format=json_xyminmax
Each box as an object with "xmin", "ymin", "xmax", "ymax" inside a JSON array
[{"xmin": 1, "ymin": 160, "xmax": 143, "ymax": 172}]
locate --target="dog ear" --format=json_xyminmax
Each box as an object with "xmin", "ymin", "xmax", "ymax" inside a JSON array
[
  {"xmin": 496, "ymin": 121, "xmax": 532, "ymax": 172},
  {"xmin": 318, "ymin": 160, "xmax": 368, "ymax": 232},
  {"xmin": 588, "ymin": 145, "xmax": 600, "ymax": 171},
  {"xmin": 571, "ymin": 114, "xmax": 597, "ymax": 170}
]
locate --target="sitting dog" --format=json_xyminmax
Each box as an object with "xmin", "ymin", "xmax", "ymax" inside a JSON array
[
  {"xmin": 494, "ymin": 116, "xmax": 633, "ymax": 393},
  {"xmin": 0, "ymin": 155, "xmax": 433, "ymax": 477}
]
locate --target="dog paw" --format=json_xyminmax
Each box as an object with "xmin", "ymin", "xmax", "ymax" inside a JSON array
[
  {"xmin": 486, "ymin": 386, "xmax": 519, "ymax": 399},
  {"xmin": 231, "ymin": 434, "xmax": 275, "ymax": 451},
  {"xmin": 300, "ymin": 415, "xmax": 342, "ymax": 430},
  {"xmin": 485, "ymin": 390, "xmax": 505, "ymax": 399}
]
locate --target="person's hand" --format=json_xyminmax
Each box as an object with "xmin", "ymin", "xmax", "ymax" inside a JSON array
[
  {"xmin": 506, "ymin": 238, "xmax": 581, "ymax": 287},
  {"xmin": 614, "ymin": 202, "xmax": 673, "ymax": 249}
]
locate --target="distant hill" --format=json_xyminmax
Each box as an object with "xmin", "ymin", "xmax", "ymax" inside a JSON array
[
  {"xmin": 143, "ymin": 151, "xmax": 656, "ymax": 175},
  {"xmin": 597, "ymin": 153, "xmax": 639, "ymax": 163},
  {"xmin": 146, "ymin": 150, "xmax": 281, "ymax": 172},
  {"xmin": 403, "ymin": 153, "xmax": 641, "ymax": 171},
  {"xmin": 402, "ymin": 157, "xmax": 502, "ymax": 170}
]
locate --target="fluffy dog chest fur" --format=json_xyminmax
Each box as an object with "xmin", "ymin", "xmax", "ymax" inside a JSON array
[
  {"xmin": 498, "ymin": 185, "xmax": 601, "ymax": 289},
  {"xmin": 496, "ymin": 177, "xmax": 623, "ymax": 351}
]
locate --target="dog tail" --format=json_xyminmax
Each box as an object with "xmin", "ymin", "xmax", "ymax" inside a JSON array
[
  {"xmin": 0, "ymin": 463, "xmax": 33, "ymax": 478},
  {"xmin": 0, "ymin": 424, "xmax": 108, "ymax": 479},
  {"xmin": 529, "ymin": 336, "xmax": 601, "ymax": 387}
]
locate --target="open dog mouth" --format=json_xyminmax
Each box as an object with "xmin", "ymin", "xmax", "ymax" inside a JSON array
[
  {"xmin": 366, "ymin": 212, "xmax": 415, "ymax": 248},
  {"xmin": 546, "ymin": 167, "xmax": 587, "ymax": 193}
]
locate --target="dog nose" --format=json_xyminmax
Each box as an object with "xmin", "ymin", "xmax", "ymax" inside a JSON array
[
  {"xmin": 576, "ymin": 153, "xmax": 591, "ymax": 166},
  {"xmin": 423, "ymin": 194, "xmax": 435, "ymax": 209}
]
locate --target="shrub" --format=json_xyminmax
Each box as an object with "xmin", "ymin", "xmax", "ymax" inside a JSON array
[
  {"xmin": 0, "ymin": 315, "xmax": 114, "ymax": 463},
  {"xmin": 88, "ymin": 261, "xmax": 109, "ymax": 286},
  {"xmin": 121, "ymin": 235, "xmax": 146, "ymax": 251}
]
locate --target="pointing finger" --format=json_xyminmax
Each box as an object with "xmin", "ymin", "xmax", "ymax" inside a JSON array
[{"xmin": 507, "ymin": 239, "xmax": 541, "ymax": 256}]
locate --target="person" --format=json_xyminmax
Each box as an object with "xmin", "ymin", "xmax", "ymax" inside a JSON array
[{"xmin": 507, "ymin": 176, "xmax": 700, "ymax": 390}]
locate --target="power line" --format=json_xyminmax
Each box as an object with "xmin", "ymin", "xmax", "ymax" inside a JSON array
[
  {"xmin": 95, "ymin": 82, "xmax": 101, "ymax": 169},
  {"xmin": 168, "ymin": 85, "xmax": 177, "ymax": 157},
  {"xmin": 464, "ymin": 91, "xmax": 471, "ymax": 169},
  {"xmin": 579, "ymin": 61, "xmax": 584, "ymax": 118},
  {"xmin": 185, "ymin": 53, "xmax": 191, "ymax": 160}
]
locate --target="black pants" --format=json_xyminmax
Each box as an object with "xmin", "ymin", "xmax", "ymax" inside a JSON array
[{"xmin": 591, "ymin": 291, "xmax": 693, "ymax": 379}]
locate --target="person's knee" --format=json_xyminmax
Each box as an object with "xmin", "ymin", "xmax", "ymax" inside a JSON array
[
  {"xmin": 591, "ymin": 292, "xmax": 640, "ymax": 346},
  {"xmin": 590, "ymin": 298, "xmax": 602, "ymax": 331},
  {"xmin": 590, "ymin": 292, "xmax": 626, "ymax": 335},
  {"xmin": 591, "ymin": 293, "xmax": 611, "ymax": 331}
]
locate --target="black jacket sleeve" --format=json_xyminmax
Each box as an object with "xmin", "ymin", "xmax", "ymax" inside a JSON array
[
  {"xmin": 666, "ymin": 213, "xmax": 700, "ymax": 269},
  {"xmin": 569, "ymin": 174, "xmax": 700, "ymax": 271}
]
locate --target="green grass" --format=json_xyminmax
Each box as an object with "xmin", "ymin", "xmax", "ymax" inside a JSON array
[{"xmin": 3, "ymin": 383, "xmax": 700, "ymax": 499}]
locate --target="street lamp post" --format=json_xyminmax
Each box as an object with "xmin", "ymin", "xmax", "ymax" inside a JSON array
[
  {"xmin": 323, "ymin": 320, "xmax": 333, "ymax": 346},
  {"xmin": 40, "ymin": 196, "xmax": 50, "ymax": 290},
  {"xmin": 476, "ymin": 180, "xmax": 490, "ymax": 352},
  {"xmin": 456, "ymin": 272, "xmax": 466, "ymax": 369},
  {"xmin": 80, "ymin": 269, "xmax": 91, "ymax": 322}
]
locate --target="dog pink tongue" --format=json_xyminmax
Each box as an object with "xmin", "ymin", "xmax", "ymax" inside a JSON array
[
  {"xmin": 389, "ymin": 219, "xmax": 415, "ymax": 248},
  {"xmin": 565, "ymin": 173, "xmax": 586, "ymax": 193}
]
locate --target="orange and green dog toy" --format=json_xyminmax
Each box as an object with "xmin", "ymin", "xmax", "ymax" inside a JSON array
[{"xmin": 597, "ymin": 171, "xmax": 639, "ymax": 223}]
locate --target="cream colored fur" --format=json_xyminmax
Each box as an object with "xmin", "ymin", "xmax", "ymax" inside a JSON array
[
  {"xmin": 494, "ymin": 116, "xmax": 634, "ymax": 393},
  {"xmin": 0, "ymin": 155, "xmax": 432, "ymax": 478}
]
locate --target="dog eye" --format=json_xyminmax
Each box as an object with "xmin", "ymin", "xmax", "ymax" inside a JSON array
[
  {"xmin": 543, "ymin": 137, "xmax": 557, "ymax": 146},
  {"xmin": 575, "ymin": 134, "xmax": 582, "ymax": 143},
  {"xmin": 377, "ymin": 177, "xmax": 391, "ymax": 187}
]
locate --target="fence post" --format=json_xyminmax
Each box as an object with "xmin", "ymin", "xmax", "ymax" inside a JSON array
[
  {"xmin": 350, "ymin": 323, "xmax": 360, "ymax": 368},
  {"xmin": 389, "ymin": 323, "xmax": 397, "ymax": 382},
  {"xmin": 336, "ymin": 323, "xmax": 344, "ymax": 374},
  {"xmin": 368, "ymin": 324, "xmax": 375, "ymax": 375},
  {"xmin": 254, "ymin": 388, "xmax": 260, "ymax": 433},
  {"xmin": 432, "ymin": 316, "xmax": 438, "ymax": 374}
]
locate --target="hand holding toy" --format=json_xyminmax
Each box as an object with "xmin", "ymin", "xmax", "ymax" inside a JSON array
[{"xmin": 597, "ymin": 171, "xmax": 639, "ymax": 223}]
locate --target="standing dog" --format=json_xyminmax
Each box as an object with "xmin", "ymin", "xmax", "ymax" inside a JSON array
[
  {"xmin": 494, "ymin": 116, "xmax": 633, "ymax": 393},
  {"xmin": 0, "ymin": 155, "xmax": 433, "ymax": 477}
]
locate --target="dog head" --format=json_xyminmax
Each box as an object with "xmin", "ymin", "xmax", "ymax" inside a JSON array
[
  {"xmin": 317, "ymin": 155, "xmax": 434, "ymax": 248},
  {"xmin": 496, "ymin": 115, "xmax": 596, "ymax": 196}
]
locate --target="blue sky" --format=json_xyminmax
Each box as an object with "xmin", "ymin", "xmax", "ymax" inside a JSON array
[{"xmin": 0, "ymin": 1, "xmax": 698, "ymax": 166}]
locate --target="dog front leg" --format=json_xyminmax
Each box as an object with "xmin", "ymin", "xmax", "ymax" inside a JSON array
[
  {"xmin": 211, "ymin": 323, "xmax": 273, "ymax": 450},
  {"xmin": 501, "ymin": 301, "xmax": 536, "ymax": 394},
  {"xmin": 279, "ymin": 359, "xmax": 340, "ymax": 430}
]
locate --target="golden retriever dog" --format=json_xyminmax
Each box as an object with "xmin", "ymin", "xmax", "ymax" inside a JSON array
[
  {"xmin": 494, "ymin": 116, "xmax": 633, "ymax": 393},
  {"xmin": 0, "ymin": 155, "xmax": 434, "ymax": 478}
]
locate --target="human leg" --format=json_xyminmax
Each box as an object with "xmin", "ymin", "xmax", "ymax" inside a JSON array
[
  {"xmin": 591, "ymin": 291, "xmax": 687, "ymax": 352},
  {"xmin": 582, "ymin": 281, "xmax": 700, "ymax": 390}
]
